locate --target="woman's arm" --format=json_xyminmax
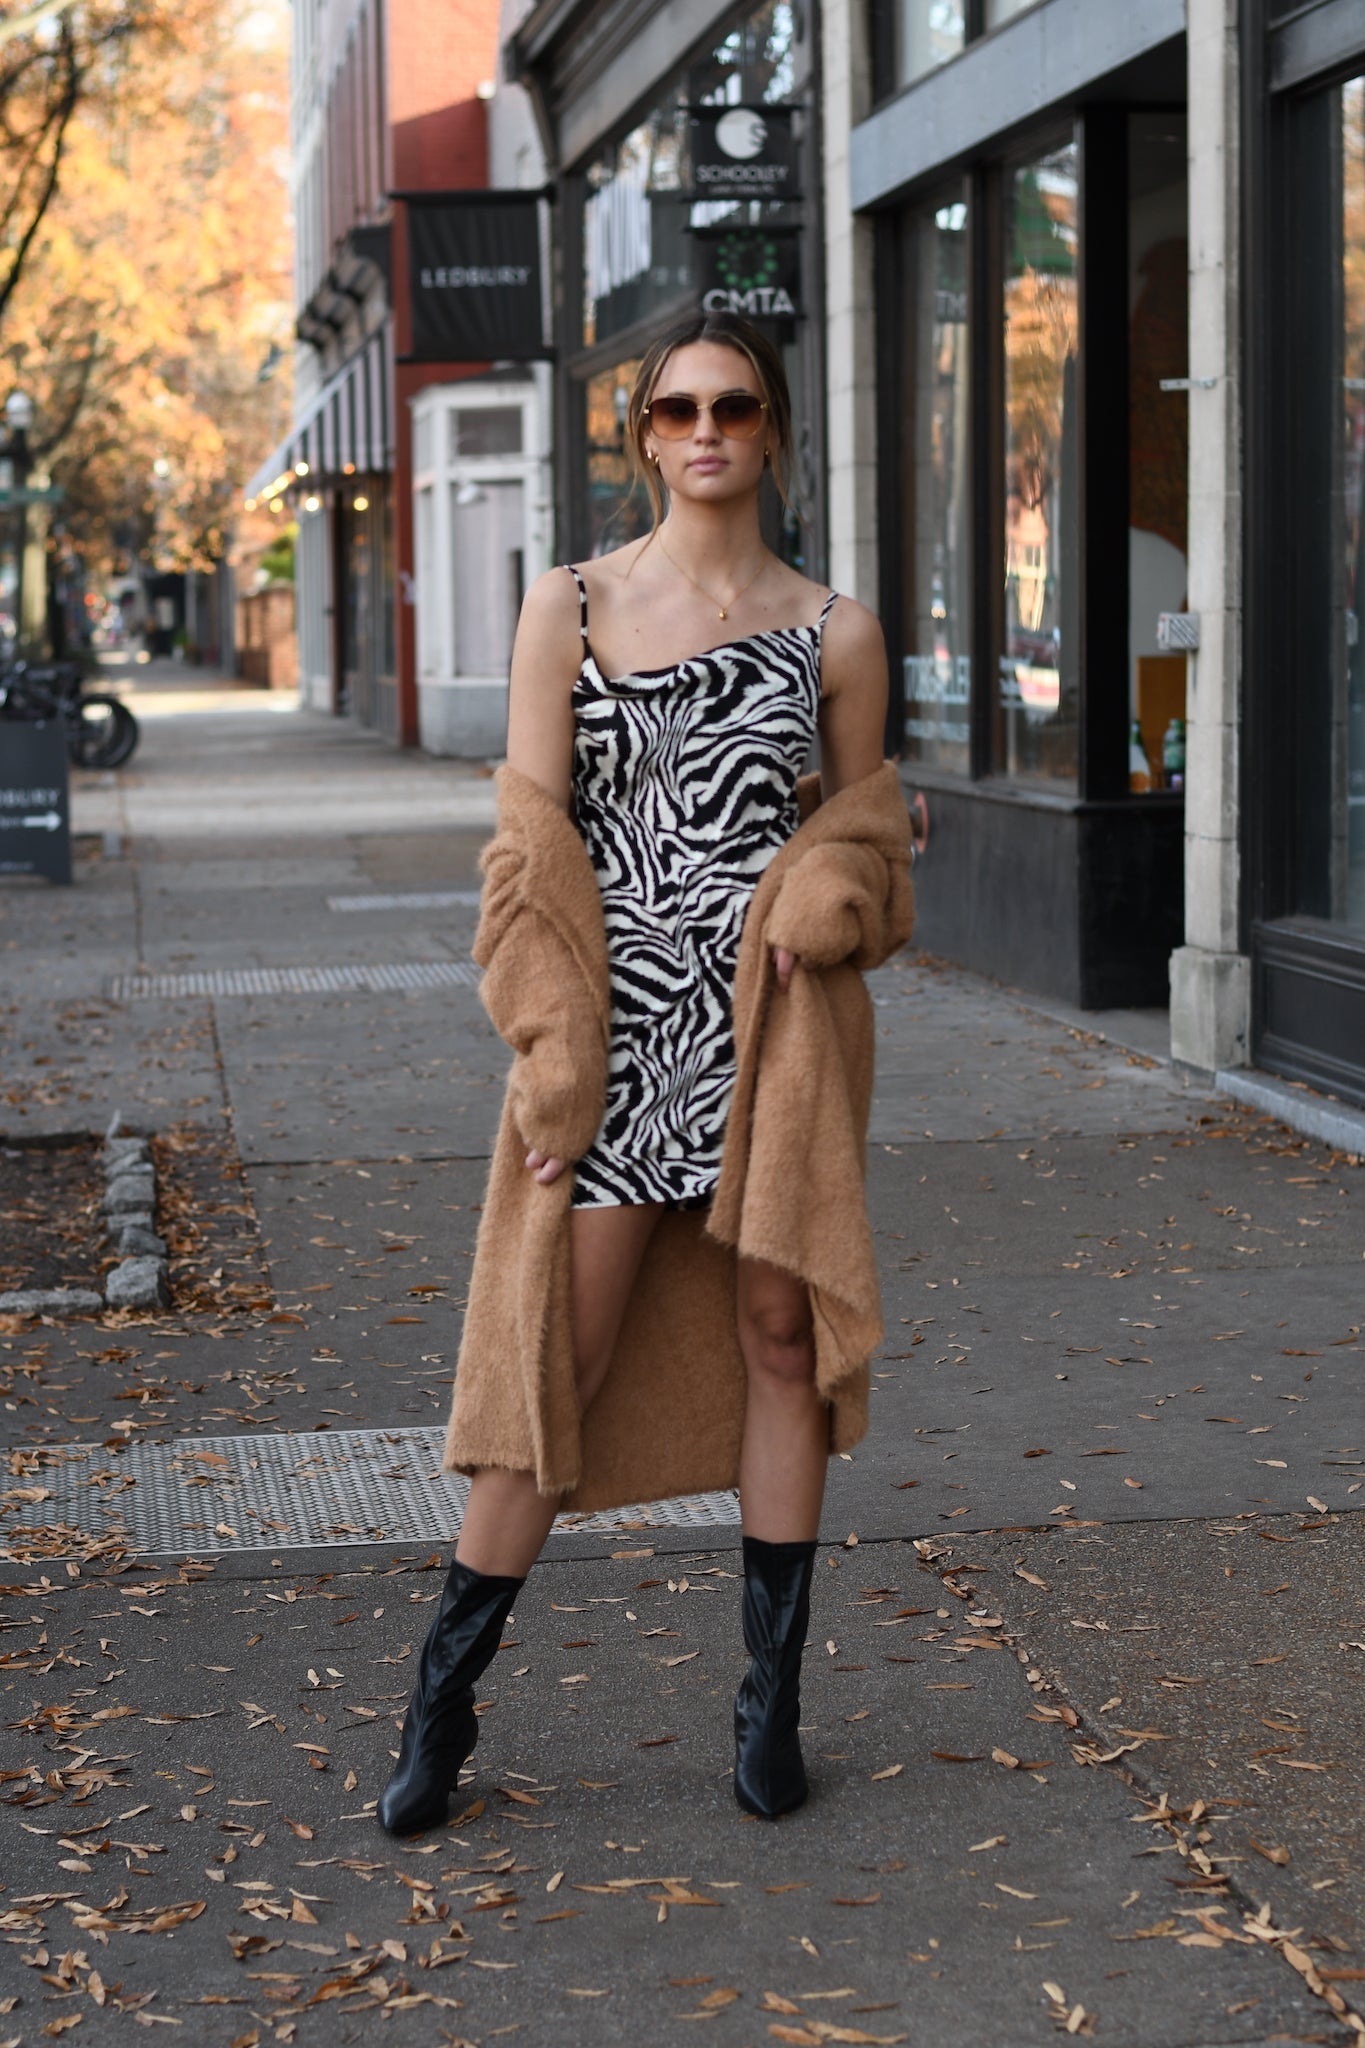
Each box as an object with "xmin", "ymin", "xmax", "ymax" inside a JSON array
[
  {"xmin": 500, "ymin": 567, "xmax": 585, "ymax": 1180},
  {"xmin": 817, "ymin": 596, "xmax": 890, "ymax": 798},
  {"xmin": 772, "ymin": 597, "xmax": 890, "ymax": 992},
  {"xmin": 504, "ymin": 567, "xmax": 583, "ymax": 809}
]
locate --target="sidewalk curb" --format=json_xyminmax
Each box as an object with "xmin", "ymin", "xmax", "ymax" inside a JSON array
[{"xmin": 1215, "ymin": 1066, "xmax": 1365, "ymax": 1161}]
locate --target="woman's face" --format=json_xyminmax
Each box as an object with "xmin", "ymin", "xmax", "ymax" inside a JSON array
[{"xmin": 642, "ymin": 341, "xmax": 775, "ymax": 510}]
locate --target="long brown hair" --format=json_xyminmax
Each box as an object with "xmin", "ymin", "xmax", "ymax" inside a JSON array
[{"xmin": 626, "ymin": 311, "xmax": 794, "ymax": 529}]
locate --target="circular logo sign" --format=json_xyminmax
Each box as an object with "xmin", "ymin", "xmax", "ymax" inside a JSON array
[{"xmin": 715, "ymin": 107, "xmax": 768, "ymax": 161}]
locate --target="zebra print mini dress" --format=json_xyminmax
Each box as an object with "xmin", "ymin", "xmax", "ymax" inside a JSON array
[{"xmin": 566, "ymin": 563, "xmax": 835, "ymax": 1211}]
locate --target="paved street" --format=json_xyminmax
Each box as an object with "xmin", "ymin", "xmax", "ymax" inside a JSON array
[{"xmin": 1, "ymin": 664, "xmax": 1362, "ymax": 2046}]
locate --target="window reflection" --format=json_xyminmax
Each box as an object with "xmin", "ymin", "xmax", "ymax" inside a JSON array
[
  {"xmin": 1334, "ymin": 78, "xmax": 1365, "ymax": 927},
  {"xmin": 584, "ymin": 360, "xmax": 650, "ymax": 558},
  {"xmin": 581, "ymin": 0, "xmax": 799, "ymax": 350},
  {"xmin": 894, "ymin": 0, "xmax": 965, "ymax": 90},
  {"xmin": 997, "ymin": 137, "xmax": 1079, "ymax": 785},
  {"xmin": 900, "ymin": 188, "xmax": 971, "ymax": 772}
]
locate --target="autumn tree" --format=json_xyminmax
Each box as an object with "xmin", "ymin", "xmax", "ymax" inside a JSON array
[{"xmin": 1, "ymin": 0, "xmax": 291, "ymax": 572}]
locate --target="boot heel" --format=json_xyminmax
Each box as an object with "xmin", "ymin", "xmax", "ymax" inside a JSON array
[{"xmin": 378, "ymin": 1559, "xmax": 523, "ymax": 1836}]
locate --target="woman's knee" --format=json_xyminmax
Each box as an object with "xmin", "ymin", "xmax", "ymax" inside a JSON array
[{"xmin": 739, "ymin": 1298, "xmax": 816, "ymax": 1387}]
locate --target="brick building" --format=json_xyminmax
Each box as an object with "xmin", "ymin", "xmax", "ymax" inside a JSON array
[{"xmin": 245, "ymin": 0, "xmax": 508, "ymax": 744}]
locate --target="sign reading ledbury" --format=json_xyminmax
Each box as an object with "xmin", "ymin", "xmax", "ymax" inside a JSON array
[
  {"xmin": 406, "ymin": 196, "xmax": 546, "ymax": 361},
  {"xmin": 0, "ymin": 720, "xmax": 71, "ymax": 884}
]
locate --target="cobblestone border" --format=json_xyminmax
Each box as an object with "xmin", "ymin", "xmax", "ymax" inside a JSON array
[{"xmin": 0, "ymin": 1110, "xmax": 170, "ymax": 1317}]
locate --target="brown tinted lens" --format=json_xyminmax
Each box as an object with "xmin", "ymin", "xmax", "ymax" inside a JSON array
[
  {"xmin": 712, "ymin": 394, "xmax": 765, "ymax": 438},
  {"xmin": 648, "ymin": 396, "xmax": 699, "ymax": 438}
]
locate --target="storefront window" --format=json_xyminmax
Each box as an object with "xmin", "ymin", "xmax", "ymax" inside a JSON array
[
  {"xmin": 1339, "ymin": 79, "xmax": 1365, "ymax": 930},
  {"xmin": 1128, "ymin": 113, "xmax": 1189, "ymax": 794},
  {"xmin": 584, "ymin": 358, "xmax": 650, "ymax": 558},
  {"xmin": 996, "ymin": 136, "xmax": 1079, "ymax": 785},
  {"xmin": 899, "ymin": 187, "xmax": 971, "ymax": 772},
  {"xmin": 581, "ymin": 0, "xmax": 800, "ymax": 351},
  {"xmin": 893, "ymin": 2, "xmax": 965, "ymax": 90},
  {"xmin": 1292, "ymin": 74, "xmax": 1365, "ymax": 933}
]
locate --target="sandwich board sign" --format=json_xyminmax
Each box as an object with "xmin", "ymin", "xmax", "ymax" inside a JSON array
[{"xmin": 0, "ymin": 720, "xmax": 72, "ymax": 884}]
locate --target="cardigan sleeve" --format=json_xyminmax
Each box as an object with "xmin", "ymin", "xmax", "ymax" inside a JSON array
[
  {"xmin": 764, "ymin": 838, "xmax": 914, "ymax": 974},
  {"xmin": 475, "ymin": 840, "xmax": 607, "ymax": 1162}
]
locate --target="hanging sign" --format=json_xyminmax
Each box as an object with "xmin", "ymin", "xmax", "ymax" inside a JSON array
[
  {"xmin": 0, "ymin": 719, "xmax": 72, "ymax": 884},
  {"xmin": 688, "ymin": 106, "xmax": 798, "ymax": 200},
  {"xmin": 406, "ymin": 196, "xmax": 546, "ymax": 362},
  {"xmin": 696, "ymin": 228, "xmax": 801, "ymax": 320}
]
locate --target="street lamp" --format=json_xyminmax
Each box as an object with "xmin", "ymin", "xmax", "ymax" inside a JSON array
[{"xmin": 2, "ymin": 389, "xmax": 34, "ymax": 648}]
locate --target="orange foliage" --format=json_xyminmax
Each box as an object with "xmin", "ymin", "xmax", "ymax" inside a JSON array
[{"xmin": 3, "ymin": 0, "xmax": 292, "ymax": 571}]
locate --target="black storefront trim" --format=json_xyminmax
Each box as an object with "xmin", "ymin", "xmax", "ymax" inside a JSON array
[
  {"xmin": 899, "ymin": 770, "xmax": 1185, "ymax": 1008},
  {"xmin": 1245, "ymin": 0, "xmax": 1365, "ymax": 1100},
  {"xmin": 849, "ymin": 0, "xmax": 1184, "ymax": 211},
  {"xmin": 1269, "ymin": 0, "xmax": 1365, "ymax": 92},
  {"xmin": 1253, "ymin": 921, "xmax": 1365, "ymax": 1110}
]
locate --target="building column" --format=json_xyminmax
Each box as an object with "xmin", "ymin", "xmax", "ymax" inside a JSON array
[
  {"xmin": 1169, "ymin": 0, "xmax": 1250, "ymax": 1070},
  {"xmin": 821, "ymin": 0, "xmax": 878, "ymax": 607}
]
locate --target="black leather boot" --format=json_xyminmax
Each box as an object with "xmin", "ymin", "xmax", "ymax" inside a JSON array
[
  {"xmin": 377, "ymin": 1558, "xmax": 524, "ymax": 1835},
  {"xmin": 733, "ymin": 1535, "xmax": 817, "ymax": 1819}
]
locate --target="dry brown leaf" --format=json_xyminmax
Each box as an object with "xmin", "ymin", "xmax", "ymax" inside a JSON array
[
  {"xmin": 870, "ymin": 1764, "xmax": 903, "ymax": 1781},
  {"xmin": 931, "ymin": 1751, "xmax": 984, "ymax": 1764},
  {"xmin": 761, "ymin": 1993, "xmax": 804, "ymax": 2014},
  {"xmin": 768, "ymin": 2029, "xmax": 820, "ymax": 2047},
  {"xmin": 1248, "ymin": 1838, "xmax": 1290, "ymax": 1866},
  {"xmin": 699, "ymin": 1989, "xmax": 741, "ymax": 2008}
]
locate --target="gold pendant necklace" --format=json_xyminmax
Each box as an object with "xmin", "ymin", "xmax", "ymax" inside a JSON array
[{"xmin": 657, "ymin": 532, "xmax": 768, "ymax": 621}]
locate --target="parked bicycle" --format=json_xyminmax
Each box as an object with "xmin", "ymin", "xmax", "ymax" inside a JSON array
[{"xmin": 0, "ymin": 659, "xmax": 140, "ymax": 768}]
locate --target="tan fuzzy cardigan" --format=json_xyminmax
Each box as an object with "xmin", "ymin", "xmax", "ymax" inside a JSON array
[{"xmin": 443, "ymin": 759, "xmax": 914, "ymax": 1512}]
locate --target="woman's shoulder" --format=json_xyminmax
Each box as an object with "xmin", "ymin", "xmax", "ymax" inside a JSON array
[
  {"xmin": 567, "ymin": 537, "xmax": 652, "ymax": 596},
  {"xmin": 819, "ymin": 589, "xmax": 884, "ymax": 652}
]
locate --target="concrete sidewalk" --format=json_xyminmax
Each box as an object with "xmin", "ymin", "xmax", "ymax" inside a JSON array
[{"xmin": 0, "ymin": 680, "xmax": 1361, "ymax": 2046}]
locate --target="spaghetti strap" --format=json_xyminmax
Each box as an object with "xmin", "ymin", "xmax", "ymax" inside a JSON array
[
  {"xmin": 563, "ymin": 563, "xmax": 589, "ymax": 643},
  {"xmin": 816, "ymin": 589, "xmax": 839, "ymax": 629}
]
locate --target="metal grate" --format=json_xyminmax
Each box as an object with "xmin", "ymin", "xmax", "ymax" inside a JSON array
[
  {"xmin": 0, "ymin": 1427, "xmax": 740, "ymax": 1557},
  {"xmin": 108, "ymin": 961, "xmax": 482, "ymax": 1001},
  {"xmin": 326, "ymin": 892, "xmax": 482, "ymax": 913}
]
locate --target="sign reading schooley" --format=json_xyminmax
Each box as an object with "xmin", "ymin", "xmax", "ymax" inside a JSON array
[{"xmin": 406, "ymin": 196, "xmax": 547, "ymax": 362}]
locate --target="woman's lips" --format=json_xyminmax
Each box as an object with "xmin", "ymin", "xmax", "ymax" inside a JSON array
[{"xmin": 688, "ymin": 457, "xmax": 726, "ymax": 473}]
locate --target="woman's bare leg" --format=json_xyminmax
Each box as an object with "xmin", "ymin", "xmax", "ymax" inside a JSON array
[
  {"xmin": 736, "ymin": 1256, "xmax": 826, "ymax": 1541},
  {"xmin": 454, "ymin": 1201, "xmax": 664, "ymax": 1577}
]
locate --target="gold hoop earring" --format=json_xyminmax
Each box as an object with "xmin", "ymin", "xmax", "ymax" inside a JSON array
[{"xmin": 650, "ymin": 450, "xmax": 660, "ymax": 465}]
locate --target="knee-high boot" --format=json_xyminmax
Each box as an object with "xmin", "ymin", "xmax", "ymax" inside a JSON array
[
  {"xmin": 733, "ymin": 1535, "xmax": 817, "ymax": 1819},
  {"xmin": 377, "ymin": 1558, "xmax": 524, "ymax": 1836}
]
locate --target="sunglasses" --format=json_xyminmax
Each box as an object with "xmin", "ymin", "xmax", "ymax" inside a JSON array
[{"xmin": 644, "ymin": 392, "xmax": 768, "ymax": 440}]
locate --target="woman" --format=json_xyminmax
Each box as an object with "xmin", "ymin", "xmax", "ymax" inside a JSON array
[{"xmin": 379, "ymin": 310, "xmax": 911, "ymax": 1834}]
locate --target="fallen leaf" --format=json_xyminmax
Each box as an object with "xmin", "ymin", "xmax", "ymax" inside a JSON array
[
  {"xmin": 931, "ymin": 1751, "xmax": 984, "ymax": 1764},
  {"xmin": 870, "ymin": 1764, "xmax": 903, "ymax": 1781}
]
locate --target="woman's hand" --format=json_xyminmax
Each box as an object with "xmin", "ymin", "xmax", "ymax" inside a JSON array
[
  {"xmin": 771, "ymin": 945, "xmax": 799, "ymax": 993},
  {"xmin": 525, "ymin": 1148, "xmax": 568, "ymax": 1185}
]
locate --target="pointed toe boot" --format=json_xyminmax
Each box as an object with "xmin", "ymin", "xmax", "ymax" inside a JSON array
[
  {"xmin": 733, "ymin": 1535, "xmax": 817, "ymax": 1820},
  {"xmin": 377, "ymin": 1558, "xmax": 523, "ymax": 1836}
]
